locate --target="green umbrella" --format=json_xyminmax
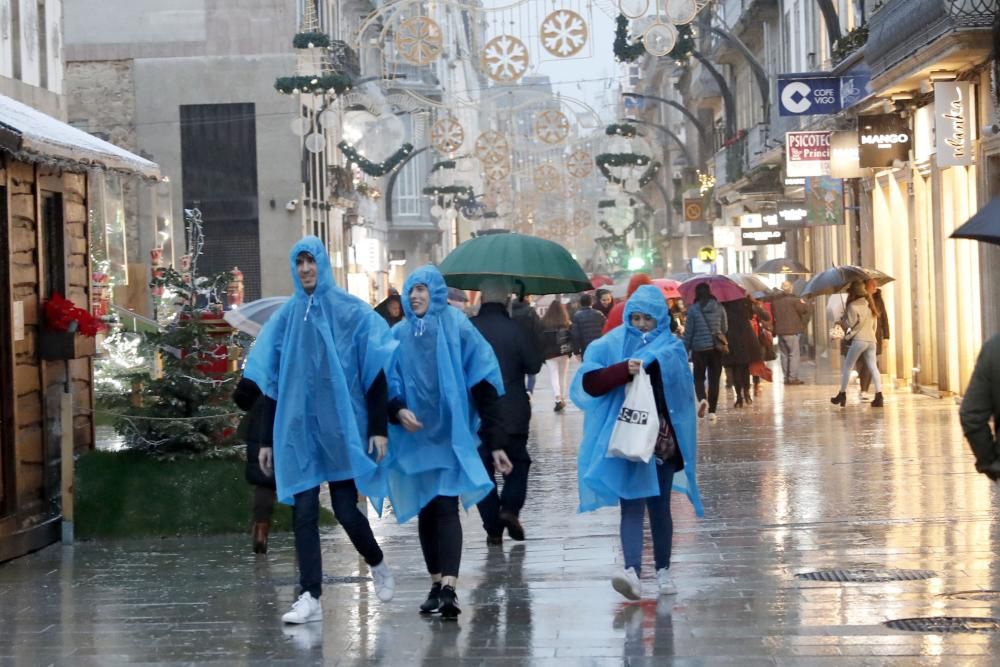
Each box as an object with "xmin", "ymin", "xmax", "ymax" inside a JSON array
[{"xmin": 438, "ymin": 232, "xmax": 592, "ymax": 295}]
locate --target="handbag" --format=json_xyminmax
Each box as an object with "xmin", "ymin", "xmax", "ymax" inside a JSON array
[
  {"xmin": 758, "ymin": 327, "xmax": 777, "ymax": 361},
  {"xmin": 695, "ymin": 306, "xmax": 729, "ymax": 355},
  {"xmin": 607, "ymin": 367, "xmax": 660, "ymax": 463}
]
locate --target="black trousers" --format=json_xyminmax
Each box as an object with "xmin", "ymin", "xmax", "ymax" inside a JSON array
[
  {"xmin": 727, "ymin": 364, "xmax": 751, "ymax": 398},
  {"xmin": 418, "ymin": 495, "xmax": 462, "ymax": 578},
  {"xmin": 476, "ymin": 436, "xmax": 531, "ymax": 538},
  {"xmin": 691, "ymin": 349, "xmax": 723, "ymax": 413},
  {"xmin": 293, "ymin": 479, "xmax": 383, "ymax": 598},
  {"xmin": 252, "ymin": 486, "xmax": 276, "ymax": 523}
]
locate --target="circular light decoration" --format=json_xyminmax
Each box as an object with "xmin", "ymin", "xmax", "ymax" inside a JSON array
[
  {"xmin": 290, "ymin": 117, "xmax": 308, "ymax": 137},
  {"xmin": 534, "ymin": 164, "xmax": 562, "ymax": 192},
  {"xmin": 566, "ymin": 149, "xmax": 593, "ymax": 178},
  {"xmin": 395, "ymin": 16, "xmax": 444, "ymax": 66},
  {"xmin": 643, "ymin": 23, "xmax": 677, "ymax": 57},
  {"xmin": 482, "ymin": 35, "xmax": 530, "ymax": 83},
  {"xmin": 535, "ymin": 109, "xmax": 570, "ymax": 145},
  {"xmin": 572, "ymin": 209, "xmax": 592, "ymax": 231},
  {"xmin": 618, "ymin": 0, "xmax": 649, "ymax": 19},
  {"xmin": 431, "ymin": 117, "xmax": 465, "ymax": 153},
  {"xmin": 305, "ymin": 133, "xmax": 325, "ymax": 154},
  {"xmin": 483, "ymin": 160, "xmax": 511, "ymax": 182},
  {"xmin": 540, "ymin": 10, "xmax": 589, "ymax": 58},
  {"xmin": 474, "ymin": 130, "xmax": 510, "ymax": 164},
  {"xmin": 666, "ymin": 0, "xmax": 699, "ymax": 24}
]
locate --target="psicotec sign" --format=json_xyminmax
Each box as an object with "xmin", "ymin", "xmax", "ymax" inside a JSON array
[
  {"xmin": 858, "ymin": 114, "xmax": 911, "ymax": 168},
  {"xmin": 786, "ymin": 131, "xmax": 831, "ymax": 177},
  {"xmin": 778, "ymin": 75, "xmax": 842, "ymax": 116},
  {"xmin": 934, "ymin": 81, "xmax": 975, "ymax": 167}
]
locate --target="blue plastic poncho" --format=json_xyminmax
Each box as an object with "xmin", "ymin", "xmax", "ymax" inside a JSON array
[
  {"xmin": 570, "ymin": 284, "xmax": 704, "ymax": 517},
  {"xmin": 381, "ymin": 265, "xmax": 505, "ymax": 523},
  {"xmin": 242, "ymin": 236, "xmax": 397, "ymax": 506}
]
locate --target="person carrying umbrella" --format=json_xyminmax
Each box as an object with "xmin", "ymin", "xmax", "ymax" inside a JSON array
[
  {"xmin": 242, "ymin": 236, "xmax": 399, "ymax": 625},
  {"xmin": 470, "ymin": 278, "xmax": 544, "ymax": 545},
  {"xmin": 572, "ymin": 285, "xmax": 703, "ymax": 600},
  {"xmin": 382, "ymin": 265, "xmax": 511, "ymax": 620},
  {"xmin": 683, "ymin": 283, "xmax": 728, "ymax": 421},
  {"xmin": 830, "ymin": 281, "xmax": 884, "ymax": 408},
  {"xmin": 771, "ymin": 281, "xmax": 811, "ymax": 385}
]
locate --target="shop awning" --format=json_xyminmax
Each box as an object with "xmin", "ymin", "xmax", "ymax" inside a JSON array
[{"xmin": 0, "ymin": 94, "xmax": 160, "ymax": 180}]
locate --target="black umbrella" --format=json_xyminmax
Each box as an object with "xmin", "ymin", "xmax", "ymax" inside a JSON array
[
  {"xmin": 952, "ymin": 197, "xmax": 1000, "ymax": 245},
  {"xmin": 801, "ymin": 265, "xmax": 894, "ymax": 298},
  {"xmin": 755, "ymin": 257, "xmax": 811, "ymax": 274}
]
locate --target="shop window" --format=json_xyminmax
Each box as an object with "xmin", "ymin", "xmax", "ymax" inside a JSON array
[{"xmin": 42, "ymin": 192, "xmax": 65, "ymax": 297}]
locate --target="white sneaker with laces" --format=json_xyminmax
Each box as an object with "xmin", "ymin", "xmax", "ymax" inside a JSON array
[
  {"xmin": 708, "ymin": 413, "xmax": 718, "ymax": 423},
  {"xmin": 656, "ymin": 568, "xmax": 677, "ymax": 595},
  {"xmin": 611, "ymin": 567, "xmax": 642, "ymax": 601},
  {"xmin": 371, "ymin": 561, "xmax": 395, "ymax": 602},
  {"xmin": 282, "ymin": 592, "xmax": 323, "ymax": 624}
]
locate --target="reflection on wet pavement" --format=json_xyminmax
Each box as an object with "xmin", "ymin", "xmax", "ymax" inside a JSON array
[{"xmin": 2, "ymin": 362, "xmax": 1000, "ymax": 664}]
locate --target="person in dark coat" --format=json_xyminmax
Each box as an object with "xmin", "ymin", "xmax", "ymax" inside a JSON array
[
  {"xmin": 960, "ymin": 334, "xmax": 1000, "ymax": 480},
  {"xmin": 570, "ymin": 293, "xmax": 606, "ymax": 357},
  {"xmin": 722, "ymin": 297, "xmax": 763, "ymax": 408},
  {"xmin": 470, "ymin": 279, "xmax": 545, "ymax": 544},
  {"xmin": 511, "ymin": 294, "xmax": 544, "ymax": 395},
  {"xmin": 375, "ymin": 294, "xmax": 404, "ymax": 327},
  {"xmin": 233, "ymin": 377, "xmax": 277, "ymax": 554}
]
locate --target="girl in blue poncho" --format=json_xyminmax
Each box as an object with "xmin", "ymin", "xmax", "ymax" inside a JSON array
[
  {"xmin": 571, "ymin": 285, "xmax": 704, "ymax": 601},
  {"xmin": 384, "ymin": 265, "xmax": 509, "ymax": 620},
  {"xmin": 242, "ymin": 237, "xmax": 398, "ymax": 624}
]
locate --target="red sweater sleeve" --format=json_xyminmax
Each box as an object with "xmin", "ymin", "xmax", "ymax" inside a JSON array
[
  {"xmin": 582, "ymin": 361, "xmax": 632, "ymax": 396},
  {"xmin": 602, "ymin": 302, "xmax": 625, "ymax": 334}
]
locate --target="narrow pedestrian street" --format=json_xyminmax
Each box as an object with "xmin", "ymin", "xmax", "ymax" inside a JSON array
[{"xmin": 1, "ymin": 363, "xmax": 998, "ymax": 665}]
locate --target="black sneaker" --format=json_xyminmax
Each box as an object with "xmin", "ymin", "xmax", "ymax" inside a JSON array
[
  {"xmin": 486, "ymin": 534, "xmax": 503, "ymax": 547},
  {"xmin": 420, "ymin": 582, "xmax": 441, "ymax": 614},
  {"xmin": 500, "ymin": 511, "xmax": 525, "ymax": 541},
  {"xmin": 554, "ymin": 401, "xmax": 565, "ymax": 412},
  {"xmin": 439, "ymin": 585, "xmax": 461, "ymax": 620}
]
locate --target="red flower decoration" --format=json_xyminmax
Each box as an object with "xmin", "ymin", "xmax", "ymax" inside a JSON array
[{"xmin": 45, "ymin": 293, "xmax": 105, "ymax": 338}]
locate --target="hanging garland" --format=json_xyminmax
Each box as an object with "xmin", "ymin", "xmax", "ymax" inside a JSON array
[
  {"xmin": 431, "ymin": 160, "xmax": 457, "ymax": 172},
  {"xmin": 275, "ymin": 74, "xmax": 353, "ymax": 95},
  {"xmin": 595, "ymin": 153, "xmax": 662, "ymax": 188},
  {"xmin": 422, "ymin": 185, "xmax": 474, "ymax": 198},
  {"xmin": 614, "ymin": 14, "xmax": 645, "ymax": 63},
  {"xmin": 293, "ymin": 31, "xmax": 332, "ymax": 49},
  {"xmin": 605, "ymin": 123, "xmax": 638, "ymax": 138},
  {"xmin": 338, "ymin": 141, "xmax": 414, "ymax": 177}
]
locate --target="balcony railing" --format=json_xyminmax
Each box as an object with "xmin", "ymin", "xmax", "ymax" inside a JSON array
[{"xmin": 866, "ymin": 0, "xmax": 996, "ymax": 79}]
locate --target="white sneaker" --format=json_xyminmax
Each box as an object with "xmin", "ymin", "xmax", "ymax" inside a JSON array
[
  {"xmin": 697, "ymin": 399, "xmax": 709, "ymax": 418},
  {"xmin": 656, "ymin": 568, "xmax": 677, "ymax": 595},
  {"xmin": 708, "ymin": 413, "xmax": 718, "ymax": 423},
  {"xmin": 371, "ymin": 561, "xmax": 395, "ymax": 602},
  {"xmin": 611, "ymin": 567, "xmax": 642, "ymax": 601},
  {"xmin": 282, "ymin": 592, "xmax": 323, "ymax": 624}
]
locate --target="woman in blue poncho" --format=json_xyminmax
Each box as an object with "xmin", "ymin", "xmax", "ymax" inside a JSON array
[
  {"xmin": 242, "ymin": 236, "xmax": 398, "ymax": 625},
  {"xmin": 571, "ymin": 285, "xmax": 704, "ymax": 601},
  {"xmin": 384, "ymin": 265, "xmax": 510, "ymax": 620}
]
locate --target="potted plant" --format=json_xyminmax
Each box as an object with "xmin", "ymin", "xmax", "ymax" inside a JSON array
[{"xmin": 40, "ymin": 293, "xmax": 104, "ymax": 361}]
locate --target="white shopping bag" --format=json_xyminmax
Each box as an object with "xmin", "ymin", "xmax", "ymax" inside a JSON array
[{"xmin": 606, "ymin": 367, "xmax": 660, "ymax": 463}]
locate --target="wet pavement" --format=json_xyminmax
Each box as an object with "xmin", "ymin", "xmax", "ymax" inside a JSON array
[{"xmin": 3, "ymin": 359, "xmax": 1000, "ymax": 665}]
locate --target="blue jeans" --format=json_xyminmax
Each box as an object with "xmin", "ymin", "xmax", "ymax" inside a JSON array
[
  {"xmin": 293, "ymin": 480, "xmax": 383, "ymax": 598},
  {"xmin": 839, "ymin": 339, "xmax": 882, "ymax": 393},
  {"xmin": 779, "ymin": 334, "xmax": 801, "ymax": 381},
  {"xmin": 619, "ymin": 458, "xmax": 676, "ymax": 576}
]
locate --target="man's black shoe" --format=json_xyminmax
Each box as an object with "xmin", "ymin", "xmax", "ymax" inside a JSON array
[
  {"xmin": 439, "ymin": 585, "xmax": 461, "ymax": 619},
  {"xmin": 486, "ymin": 534, "xmax": 503, "ymax": 546},
  {"xmin": 420, "ymin": 582, "xmax": 441, "ymax": 614},
  {"xmin": 501, "ymin": 511, "xmax": 525, "ymax": 541}
]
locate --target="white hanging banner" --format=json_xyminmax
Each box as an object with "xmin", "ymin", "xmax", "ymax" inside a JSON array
[{"xmin": 934, "ymin": 81, "xmax": 975, "ymax": 168}]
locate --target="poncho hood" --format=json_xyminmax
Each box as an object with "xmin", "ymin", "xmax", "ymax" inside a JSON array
[
  {"xmin": 401, "ymin": 264, "xmax": 450, "ymax": 320},
  {"xmin": 289, "ymin": 235, "xmax": 334, "ymax": 297},
  {"xmin": 571, "ymin": 286, "xmax": 704, "ymax": 516}
]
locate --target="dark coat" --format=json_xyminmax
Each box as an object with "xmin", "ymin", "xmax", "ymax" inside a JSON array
[
  {"xmin": 233, "ymin": 378, "xmax": 277, "ymax": 489},
  {"xmin": 960, "ymin": 334, "xmax": 1000, "ymax": 471},
  {"xmin": 471, "ymin": 302, "xmax": 545, "ymax": 436},
  {"xmin": 570, "ymin": 306, "xmax": 606, "ymax": 355},
  {"xmin": 541, "ymin": 327, "xmax": 571, "ymax": 360},
  {"xmin": 722, "ymin": 299, "xmax": 763, "ymax": 366},
  {"xmin": 510, "ymin": 298, "xmax": 544, "ymax": 349}
]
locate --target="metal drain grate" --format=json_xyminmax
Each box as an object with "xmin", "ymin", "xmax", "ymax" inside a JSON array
[
  {"xmin": 795, "ymin": 568, "xmax": 937, "ymax": 583},
  {"xmin": 941, "ymin": 590, "xmax": 1000, "ymax": 602},
  {"xmin": 270, "ymin": 575, "xmax": 370, "ymax": 586},
  {"xmin": 885, "ymin": 617, "xmax": 1000, "ymax": 634}
]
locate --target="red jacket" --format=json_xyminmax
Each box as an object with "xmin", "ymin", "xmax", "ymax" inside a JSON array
[{"xmin": 601, "ymin": 274, "xmax": 652, "ymax": 334}]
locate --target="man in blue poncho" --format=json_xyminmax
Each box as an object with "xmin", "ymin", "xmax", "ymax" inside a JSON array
[
  {"xmin": 243, "ymin": 236, "xmax": 398, "ymax": 625},
  {"xmin": 571, "ymin": 285, "xmax": 704, "ymax": 601},
  {"xmin": 383, "ymin": 265, "xmax": 510, "ymax": 620}
]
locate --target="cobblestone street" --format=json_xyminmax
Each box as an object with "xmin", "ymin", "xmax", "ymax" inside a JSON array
[{"xmin": 2, "ymin": 363, "xmax": 1000, "ymax": 665}]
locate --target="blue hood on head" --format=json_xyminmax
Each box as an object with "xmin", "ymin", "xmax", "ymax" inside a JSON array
[
  {"xmin": 623, "ymin": 284, "xmax": 670, "ymax": 350},
  {"xmin": 401, "ymin": 265, "xmax": 449, "ymax": 319},
  {"xmin": 289, "ymin": 235, "xmax": 334, "ymax": 297}
]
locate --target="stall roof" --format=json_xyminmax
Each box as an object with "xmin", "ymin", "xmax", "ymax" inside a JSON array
[{"xmin": 0, "ymin": 94, "xmax": 160, "ymax": 179}]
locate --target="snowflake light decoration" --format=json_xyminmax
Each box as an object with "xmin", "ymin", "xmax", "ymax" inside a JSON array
[
  {"xmin": 482, "ymin": 35, "xmax": 530, "ymax": 83},
  {"xmin": 566, "ymin": 149, "xmax": 593, "ymax": 178},
  {"xmin": 474, "ymin": 130, "xmax": 510, "ymax": 164},
  {"xmin": 535, "ymin": 109, "xmax": 570, "ymax": 145},
  {"xmin": 483, "ymin": 160, "xmax": 511, "ymax": 182},
  {"xmin": 534, "ymin": 164, "xmax": 562, "ymax": 192},
  {"xmin": 540, "ymin": 10, "xmax": 588, "ymax": 58},
  {"xmin": 431, "ymin": 118, "xmax": 465, "ymax": 153},
  {"xmin": 395, "ymin": 16, "xmax": 444, "ymax": 65}
]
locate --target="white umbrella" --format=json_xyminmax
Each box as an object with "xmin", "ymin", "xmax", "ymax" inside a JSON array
[{"xmin": 223, "ymin": 296, "xmax": 289, "ymax": 337}]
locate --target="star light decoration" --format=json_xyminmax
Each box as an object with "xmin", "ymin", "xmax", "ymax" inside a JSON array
[
  {"xmin": 395, "ymin": 16, "xmax": 444, "ymax": 65},
  {"xmin": 431, "ymin": 118, "xmax": 465, "ymax": 153},
  {"xmin": 483, "ymin": 160, "xmax": 511, "ymax": 182},
  {"xmin": 481, "ymin": 35, "xmax": 530, "ymax": 83},
  {"xmin": 566, "ymin": 149, "xmax": 593, "ymax": 178},
  {"xmin": 534, "ymin": 164, "xmax": 562, "ymax": 192},
  {"xmin": 540, "ymin": 9, "xmax": 589, "ymax": 58},
  {"xmin": 535, "ymin": 109, "xmax": 571, "ymax": 145},
  {"xmin": 474, "ymin": 130, "xmax": 510, "ymax": 164}
]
